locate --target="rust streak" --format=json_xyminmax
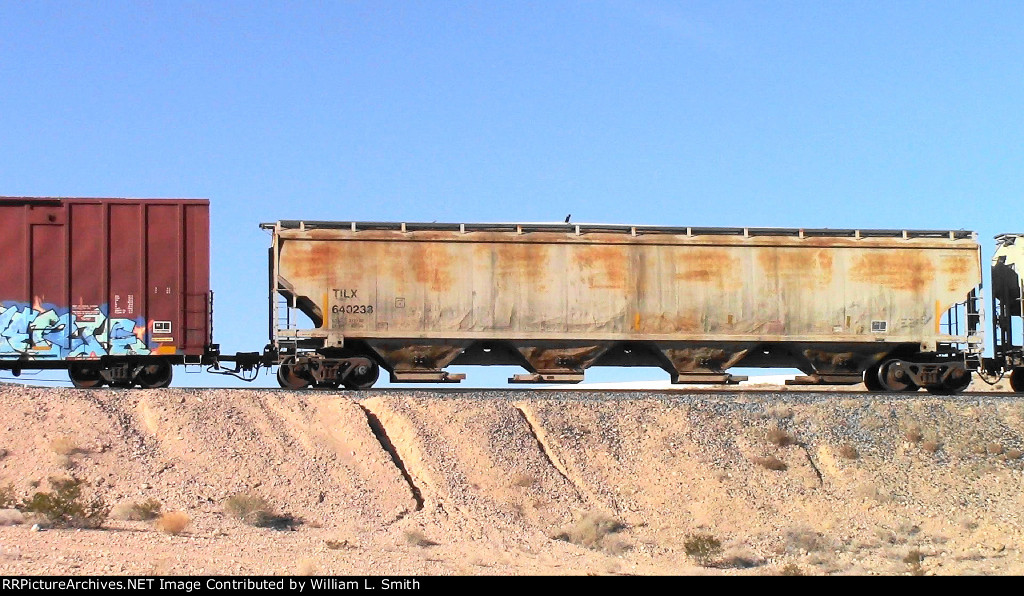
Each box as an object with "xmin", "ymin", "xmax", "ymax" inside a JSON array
[
  {"xmin": 410, "ymin": 243, "xmax": 454, "ymax": 293},
  {"xmin": 673, "ymin": 248, "xmax": 739, "ymax": 289},
  {"xmin": 757, "ymin": 248, "xmax": 834, "ymax": 286},
  {"xmin": 572, "ymin": 245, "xmax": 627, "ymax": 289},
  {"xmin": 850, "ymin": 251, "xmax": 936, "ymax": 292}
]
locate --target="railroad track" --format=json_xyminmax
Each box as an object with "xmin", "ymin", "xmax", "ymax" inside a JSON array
[{"xmin": 171, "ymin": 387, "xmax": 1022, "ymax": 397}]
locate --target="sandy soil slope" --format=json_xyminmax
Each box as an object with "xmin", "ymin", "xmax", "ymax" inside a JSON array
[{"xmin": 0, "ymin": 384, "xmax": 1022, "ymax": 576}]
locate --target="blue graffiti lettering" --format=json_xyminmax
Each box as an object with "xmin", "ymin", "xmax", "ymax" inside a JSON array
[
  {"xmin": 67, "ymin": 311, "xmax": 107, "ymax": 358},
  {"xmin": 108, "ymin": 317, "xmax": 149, "ymax": 355},
  {"xmin": 0, "ymin": 301, "xmax": 152, "ymax": 359},
  {"xmin": 29, "ymin": 309, "xmax": 64, "ymax": 359},
  {"xmin": 0, "ymin": 304, "xmax": 37, "ymax": 353}
]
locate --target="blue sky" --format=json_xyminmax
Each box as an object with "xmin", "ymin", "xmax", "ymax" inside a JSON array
[{"xmin": 1, "ymin": 1, "xmax": 1021, "ymax": 387}]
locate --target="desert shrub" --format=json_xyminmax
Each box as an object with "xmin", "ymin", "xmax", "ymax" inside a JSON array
[
  {"xmin": 1003, "ymin": 448, "xmax": 1023, "ymax": 460},
  {"xmin": 111, "ymin": 498, "xmax": 163, "ymax": 521},
  {"xmin": 904, "ymin": 426, "xmax": 923, "ymax": 444},
  {"xmin": 224, "ymin": 493, "xmax": 300, "ymax": 530},
  {"xmin": 767, "ymin": 427, "xmax": 795, "ymax": 447},
  {"xmin": 753, "ymin": 456, "xmax": 788, "ymax": 471},
  {"xmin": 154, "ymin": 511, "xmax": 190, "ymax": 534},
  {"xmin": 511, "ymin": 473, "xmax": 536, "ymax": 488},
  {"xmin": 49, "ymin": 436, "xmax": 80, "ymax": 456},
  {"xmin": 683, "ymin": 534, "xmax": 722, "ymax": 566},
  {"xmin": 720, "ymin": 554, "xmax": 759, "ymax": 569},
  {"xmin": 903, "ymin": 549, "xmax": 925, "ymax": 575},
  {"xmin": 838, "ymin": 444, "xmax": 859, "ymax": 460},
  {"xmin": 553, "ymin": 512, "xmax": 625, "ymax": 551},
  {"xmin": 0, "ymin": 484, "xmax": 16, "ymax": 509},
  {"xmin": 986, "ymin": 443, "xmax": 1005, "ymax": 456},
  {"xmin": 921, "ymin": 440, "xmax": 941, "ymax": 454},
  {"xmin": 786, "ymin": 529, "xmax": 825, "ymax": 552},
  {"xmin": 780, "ymin": 563, "xmax": 804, "ymax": 576},
  {"xmin": 19, "ymin": 477, "xmax": 108, "ymax": 529},
  {"xmin": 404, "ymin": 529, "xmax": 439, "ymax": 547}
]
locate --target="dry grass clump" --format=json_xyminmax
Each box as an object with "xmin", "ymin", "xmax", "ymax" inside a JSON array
[
  {"xmin": 511, "ymin": 473, "xmax": 536, "ymax": 488},
  {"xmin": 19, "ymin": 477, "xmax": 108, "ymax": 529},
  {"xmin": 838, "ymin": 444, "xmax": 859, "ymax": 460},
  {"xmin": 683, "ymin": 534, "xmax": 722, "ymax": 566},
  {"xmin": 904, "ymin": 426, "xmax": 923, "ymax": 444},
  {"xmin": 553, "ymin": 512, "xmax": 625, "ymax": 551},
  {"xmin": 111, "ymin": 498, "xmax": 162, "ymax": 521},
  {"xmin": 0, "ymin": 484, "xmax": 15, "ymax": 509},
  {"xmin": 786, "ymin": 529, "xmax": 826, "ymax": 553},
  {"xmin": 154, "ymin": 511, "xmax": 190, "ymax": 535},
  {"xmin": 404, "ymin": 529, "xmax": 439, "ymax": 547},
  {"xmin": 224, "ymin": 492, "xmax": 300, "ymax": 530},
  {"xmin": 780, "ymin": 562, "xmax": 804, "ymax": 576},
  {"xmin": 49, "ymin": 436, "xmax": 81, "ymax": 456},
  {"xmin": 903, "ymin": 549, "xmax": 925, "ymax": 575},
  {"xmin": 767, "ymin": 427, "xmax": 795, "ymax": 447},
  {"xmin": 753, "ymin": 456, "xmax": 788, "ymax": 471},
  {"xmin": 921, "ymin": 440, "xmax": 941, "ymax": 454}
]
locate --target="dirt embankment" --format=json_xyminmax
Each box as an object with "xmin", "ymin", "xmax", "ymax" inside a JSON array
[{"xmin": 1, "ymin": 385, "xmax": 1023, "ymax": 575}]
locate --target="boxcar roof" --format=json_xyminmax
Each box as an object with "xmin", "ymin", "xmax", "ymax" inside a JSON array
[{"xmin": 0, "ymin": 196, "xmax": 209, "ymax": 204}]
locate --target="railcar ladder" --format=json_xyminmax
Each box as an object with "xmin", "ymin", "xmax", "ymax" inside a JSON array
[
  {"xmin": 273, "ymin": 293, "xmax": 300, "ymax": 354},
  {"xmin": 183, "ymin": 291, "xmax": 212, "ymax": 357},
  {"xmin": 939, "ymin": 289, "xmax": 984, "ymax": 368},
  {"xmin": 993, "ymin": 285, "xmax": 1023, "ymax": 366}
]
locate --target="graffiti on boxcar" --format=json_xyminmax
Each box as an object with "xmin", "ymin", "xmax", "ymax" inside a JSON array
[{"xmin": 0, "ymin": 301, "xmax": 150, "ymax": 358}]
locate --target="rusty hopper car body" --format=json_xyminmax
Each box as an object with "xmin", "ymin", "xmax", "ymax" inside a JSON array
[
  {"xmin": 0, "ymin": 197, "xmax": 216, "ymax": 388},
  {"xmin": 263, "ymin": 221, "xmax": 984, "ymax": 394}
]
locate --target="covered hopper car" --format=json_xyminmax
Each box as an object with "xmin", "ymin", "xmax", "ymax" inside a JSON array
[{"xmin": 2, "ymin": 197, "xmax": 1024, "ymax": 394}]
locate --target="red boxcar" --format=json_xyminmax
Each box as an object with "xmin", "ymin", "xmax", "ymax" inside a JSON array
[{"xmin": 0, "ymin": 197, "xmax": 214, "ymax": 387}]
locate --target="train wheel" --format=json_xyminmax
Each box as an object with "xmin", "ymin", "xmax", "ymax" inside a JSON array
[
  {"xmin": 877, "ymin": 360, "xmax": 917, "ymax": 392},
  {"xmin": 68, "ymin": 363, "xmax": 104, "ymax": 389},
  {"xmin": 863, "ymin": 364, "xmax": 884, "ymax": 392},
  {"xmin": 277, "ymin": 358, "xmax": 312, "ymax": 390},
  {"xmin": 1011, "ymin": 368, "xmax": 1024, "ymax": 393},
  {"xmin": 926, "ymin": 369, "xmax": 972, "ymax": 395},
  {"xmin": 343, "ymin": 359, "xmax": 379, "ymax": 390},
  {"xmin": 137, "ymin": 360, "xmax": 173, "ymax": 389}
]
